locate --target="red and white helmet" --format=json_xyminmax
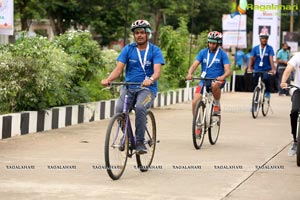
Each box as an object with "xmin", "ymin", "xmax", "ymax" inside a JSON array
[
  {"xmin": 207, "ymin": 31, "xmax": 222, "ymax": 43},
  {"xmin": 131, "ymin": 20, "xmax": 151, "ymax": 32}
]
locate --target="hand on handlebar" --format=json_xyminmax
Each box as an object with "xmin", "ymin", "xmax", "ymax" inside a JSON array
[
  {"xmin": 142, "ymin": 78, "xmax": 153, "ymax": 87},
  {"xmin": 216, "ymin": 76, "xmax": 225, "ymax": 82},
  {"xmin": 101, "ymin": 79, "xmax": 111, "ymax": 87},
  {"xmin": 186, "ymin": 74, "xmax": 193, "ymax": 80},
  {"xmin": 247, "ymin": 69, "xmax": 253, "ymax": 73},
  {"xmin": 280, "ymin": 82, "xmax": 288, "ymax": 89},
  {"xmin": 268, "ymin": 69, "xmax": 276, "ymax": 75}
]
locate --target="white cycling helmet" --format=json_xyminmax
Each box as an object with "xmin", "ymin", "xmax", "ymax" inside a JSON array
[
  {"xmin": 131, "ymin": 20, "xmax": 151, "ymax": 32},
  {"xmin": 259, "ymin": 32, "xmax": 269, "ymax": 39},
  {"xmin": 208, "ymin": 31, "xmax": 222, "ymax": 44}
]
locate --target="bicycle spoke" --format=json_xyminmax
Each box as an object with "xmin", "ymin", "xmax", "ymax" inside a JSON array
[
  {"xmin": 136, "ymin": 110, "xmax": 157, "ymax": 172},
  {"xmin": 105, "ymin": 113, "xmax": 128, "ymax": 180},
  {"xmin": 208, "ymin": 103, "xmax": 221, "ymax": 145},
  {"xmin": 192, "ymin": 101, "xmax": 205, "ymax": 149}
]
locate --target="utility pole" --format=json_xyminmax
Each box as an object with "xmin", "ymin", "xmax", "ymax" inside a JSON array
[
  {"xmin": 290, "ymin": 0, "xmax": 294, "ymax": 32},
  {"xmin": 123, "ymin": 0, "xmax": 129, "ymax": 47}
]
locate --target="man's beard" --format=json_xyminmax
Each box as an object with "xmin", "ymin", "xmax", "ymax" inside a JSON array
[
  {"xmin": 136, "ymin": 39, "xmax": 147, "ymax": 45},
  {"xmin": 209, "ymin": 46, "xmax": 218, "ymax": 52}
]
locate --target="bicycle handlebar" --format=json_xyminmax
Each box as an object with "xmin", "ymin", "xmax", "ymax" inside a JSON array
[
  {"xmin": 109, "ymin": 82, "xmax": 143, "ymax": 87},
  {"xmin": 247, "ymin": 71, "xmax": 273, "ymax": 75},
  {"xmin": 285, "ymin": 84, "xmax": 300, "ymax": 90},
  {"xmin": 191, "ymin": 77, "xmax": 217, "ymax": 81}
]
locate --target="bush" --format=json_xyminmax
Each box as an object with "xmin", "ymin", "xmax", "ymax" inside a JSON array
[
  {"xmin": 0, "ymin": 31, "xmax": 121, "ymax": 114},
  {"xmin": 0, "ymin": 36, "xmax": 75, "ymax": 113},
  {"xmin": 54, "ymin": 30, "xmax": 103, "ymax": 83}
]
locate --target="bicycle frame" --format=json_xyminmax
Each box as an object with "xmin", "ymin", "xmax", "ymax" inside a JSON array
[
  {"xmin": 256, "ymin": 72, "xmax": 266, "ymax": 102},
  {"xmin": 105, "ymin": 82, "xmax": 157, "ymax": 180},
  {"xmin": 191, "ymin": 77, "xmax": 221, "ymax": 149},
  {"xmin": 201, "ymin": 81, "xmax": 214, "ymax": 128},
  {"xmin": 193, "ymin": 77, "xmax": 216, "ymax": 127},
  {"xmin": 111, "ymin": 82, "xmax": 142, "ymax": 153}
]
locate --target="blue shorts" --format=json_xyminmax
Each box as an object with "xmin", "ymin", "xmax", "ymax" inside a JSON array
[{"xmin": 195, "ymin": 80, "xmax": 225, "ymax": 94}]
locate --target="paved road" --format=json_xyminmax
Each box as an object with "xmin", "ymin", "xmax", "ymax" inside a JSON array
[{"xmin": 0, "ymin": 92, "xmax": 299, "ymax": 200}]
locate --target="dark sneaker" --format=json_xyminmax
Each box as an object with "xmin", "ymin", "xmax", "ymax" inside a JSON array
[
  {"xmin": 136, "ymin": 141, "xmax": 147, "ymax": 155},
  {"xmin": 118, "ymin": 135, "xmax": 125, "ymax": 151}
]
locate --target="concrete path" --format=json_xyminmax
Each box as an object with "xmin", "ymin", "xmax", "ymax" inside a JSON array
[{"xmin": 0, "ymin": 92, "xmax": 299, "ymax": 200}]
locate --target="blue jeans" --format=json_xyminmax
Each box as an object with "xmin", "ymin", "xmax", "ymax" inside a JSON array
[{"xmin": 116, "ymin": 88, "xmax": 155, "ymax": 142}]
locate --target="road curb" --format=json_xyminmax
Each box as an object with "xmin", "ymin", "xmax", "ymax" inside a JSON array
[{"xmin": 0, "ymin": 83, "xmax": 230, "ymax": 139}]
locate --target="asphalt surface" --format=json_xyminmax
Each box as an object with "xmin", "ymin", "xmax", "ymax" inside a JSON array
[{"xmin": 0, "ymin": 92, "xmax": 299, "ymax": 200}]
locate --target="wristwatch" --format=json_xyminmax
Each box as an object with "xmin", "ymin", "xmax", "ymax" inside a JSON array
[{"xmin": 149, "ymin": 77, "xmax": 154, "ymax": 82}]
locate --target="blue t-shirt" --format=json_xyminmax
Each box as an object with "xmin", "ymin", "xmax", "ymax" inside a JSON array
[
  {"xmin": 276, "ymin": 49, "xmax": 290, "ymax": 62},
  {"xmin": 250, "ymin": 44, "xmax": 274, "ymax": 71},
  {"xmin": 235, "ymin": 50, "xmax": 245, "ymax": 66},
  {"xmin": 196, "ymin": 47, "xmax": 230, "ymax": 78},
  {"xmin": 117, "ymin": 42, "xmax": 165, "ymax": 95}
]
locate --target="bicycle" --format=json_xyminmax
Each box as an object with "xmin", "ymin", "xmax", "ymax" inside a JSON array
[
  {"xmin": 104, "ymin": 82, "xmax": 157, "ymax": 180},
  {"xmin": 191, "ymin": 77, "xmax": 221, "ymax": 150},
  {"xmin": 249, "ymin": 71, "xmax": 272, "ymax": 119},
  {"xmin": 285, "ymin": 84, "xmax": 300, "ymax": 166}
]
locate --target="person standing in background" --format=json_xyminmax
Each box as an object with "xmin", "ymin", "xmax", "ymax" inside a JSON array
[
  {"xmin": 276, "ymin": 43, "xmax": 290, "ymax": 96},
  {"xmin": 235, "ymin": 48, "xmax": 245, "ymax": 70}
]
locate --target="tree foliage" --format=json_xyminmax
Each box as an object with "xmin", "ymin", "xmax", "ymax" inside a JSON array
[
  {"xmin": 14, "ymin": 0, "xmax": 298, "ymax": 47},
  {"xmin": 0, "ymin": 31, "xmax": 117, "ymax": 114},
  {"xmin": 0, "ymin": 35, "xmax": 75, "ymax": 112}
]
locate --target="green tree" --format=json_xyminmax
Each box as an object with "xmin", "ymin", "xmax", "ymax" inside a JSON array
[{"xmin": 159, "ymin": 17, "xmax": 190, "ymax": 88}]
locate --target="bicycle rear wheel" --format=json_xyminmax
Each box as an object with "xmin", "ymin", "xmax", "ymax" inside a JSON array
[
  {"xmin": 262, "ymin": 91, "xmax": 270, "ymax": 116},
  {"xmin": 252, "ymin": 87, "xmax": 261, "ymax": 119},
  {"xmin": 136, "ymin": 110, "xmax": 157, "ymax": 172},
  {"xmin": 208, "ymin": 103, "xmax": 221, "ymax": 145},
  {"xmin": 104, "ymin": 113, "xmax": 129, "ymax": 180},
  {"xmin": 297, "ymin": 114, "xmax": 300, "ymax": 167},
  {"xmin": 192, "ymin": 101, "xmax": 206, "ymax": 149}
]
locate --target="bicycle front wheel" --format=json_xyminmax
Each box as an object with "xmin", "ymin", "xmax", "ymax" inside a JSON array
[
  {"xmin": 297, "ymin": 114, "xmax": 300, "ymax": 167},
  {"xmin": 208, "ymin": 104, "xmax": 221, "ymax": 145},
  {"xmin": 136, "ymin": 110, "xmax": 157, "ymax": 172},
  {"xmin": 192, "ymin": 101, "xmax": 206, "ymax": 149},
  {"xmin": 252, "ymin": 87, "xmax": 261, "ymax": 119},
  {"xmin": 104, "ymin": 113, "xmax": 129, "ymax": 180},
  {"xmin": 262, "ymin": 91, "xmax": 270, "ymax": 116}
]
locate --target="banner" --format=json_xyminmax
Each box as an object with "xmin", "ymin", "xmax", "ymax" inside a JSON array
[
  {"xmin": 222, "ymin": 14, "xmax": 247, "ymax": 48},
  {"xmin": 0, "ymin": 0, "xmax": 14, "ymax": 35},
  {"xmin": 222, "ymin": 31, "xmax": 247, "ymax": 49},
  {"xmin": 222, "ymin": 14, "xmax": 247, "ymax": 31},
  {"xmin": 252, "ymin": 0, "xmax": 281, "ymax": 52}
]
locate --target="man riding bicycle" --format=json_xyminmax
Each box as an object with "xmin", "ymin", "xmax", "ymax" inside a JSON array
[
  {"xmin": 280, "ymin": 52, "xmax": 300, "ymax": 156},
  {"xmin": 186, "ymin": 31, "xmax": 230, "ymax": 116},
  {"xmin": 247, "ymin": 32, "xmax": 276, "ymax": 99},
  {"xmin": 101, "ymin": 20, "xmax": 165, "ymax": 154}
]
